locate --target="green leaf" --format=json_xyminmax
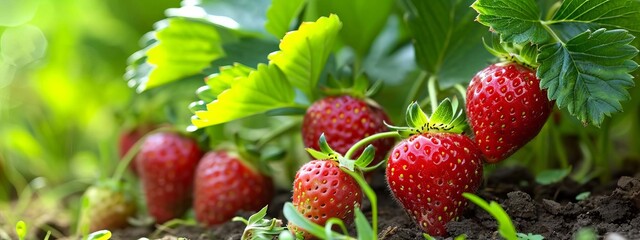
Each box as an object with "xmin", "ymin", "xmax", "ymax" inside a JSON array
[
  {"xmin": 516, "ymin": 233, "xmax": 545, "ymax": 240},
  {"xmin": 576, "ymin": 191, "xmax": 591, "ymax": 201},
  {"xmin": 87, "ymin": 230, "xmax": 112, "ymax": 240},
  {"xmin": 283, "ymin": 202, "xmax": 327, "ymax": 238},
  {"xmin": 205, "ymin": 63, "xmax": 254, "ymax": 99},
  {"xmin": 192, "ymin": 63, "xmax": 296, "ymax": 127},
  {"xmin": 15, "ymin": 221, "xmax": 26, "ymax": 240},
  {"xmin": 313, "ymin": 0, "xmax": 394, "ymax": 57},
  {"xmin": 537, "ymin": 29, "xmax": 638, "ymax": 126},
  {"xmin": 463, "ymin": 193, "xmax": 518, "ymax": 240},
  {"xmin": 402, "ymin": 0, "xmax": 493, "ymax": 87},
  {"xmin": 265, "ymin": 0, "xmax": 307, "ymax": 38},
  {"xmin": 472, "ymin": 0, "xmax": 551, "ymax": 44},
  {"xmin": 574, "ymin": 228, "xmax": 597, "ymax": 240},
  {"xmin": 136, "ymin": 17, "xmax": 225, "ymax": 92},
  {"xmin": 535, "ymin": 168, "xmax": 571, "ymax": 185},
  {"xmin": 268, "ymin": 14, "xmax": 342, "ymax": 99},
  {"xmin": 550, "ymin": 0, "xmax": 640, "ymax": 36},
  {"xmin": 354, "ymin": 208, "xmax": 373, "ymax": 240}
]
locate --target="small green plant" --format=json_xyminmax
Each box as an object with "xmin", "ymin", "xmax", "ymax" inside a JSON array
[
  {"xmin": 15, "ymin": 221, "xmax": 26, "ymax": 240},
  {"xmin": 87, "ymin": 230, "xmax": 112, "ymax": 240},
  {"xmin": 232, "ymin": 205, "xmax": 286, "ymax": 240},
  {"xmin": 463, "ymin": 193, "xmax": 545, "ymax": 240}
]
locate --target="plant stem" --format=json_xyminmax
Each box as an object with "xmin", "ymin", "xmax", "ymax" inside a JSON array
[
  {"xmin": 427, "ymin": 75, "xmax": 439, "ymax": 114},
  {"xmin": 344, "ymin": 170, "xmax": 378, "ymax": 236},
  {"xmin": 344, "ymin": 131, "xmax": 399, "ymax": 159},
  {"xmin": 111, "ymin": 127, "xmax": 173, "ymax": 182},
  {"xmin": 405, "ymin": 71, "xmax": 429, "ymax": 107},
  {"xmin": 256, "ymin": 119, "xmax": 301, "ymax": 149}
]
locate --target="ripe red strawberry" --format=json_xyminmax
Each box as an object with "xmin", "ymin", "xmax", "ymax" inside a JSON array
[
  {"xmin": 118, "ymin": 125, "xmax": 155, "ymax": 175},
  {"xmin": 386, "ymin": 100, "xmax": 483, "ymax": 236},
  {"xmin": 194, "ymin": 150, "xmax": 274, "ymax": 226},
  {"xmin": 302, "ymin": 95, "xmax": 394, "ymax": 165},
  {"xmin": 466, "ymin": 62, "xmax": 552, "ymax": 163},
  {"xmin": 80, "ymin": 181, "xmax": 136, "ymax": 232},
  {"xmin": 288, "ymin": 160, "xmax": 362, "ymax": 239},
  {"xmin": 136, "ymin": 132, "xmax": 203, "ymax": 223}
]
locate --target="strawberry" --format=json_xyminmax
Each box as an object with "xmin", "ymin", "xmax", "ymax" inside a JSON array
[
  {"xmin": 466, "ymin": 62, "xmax": 552, "ymax": 163},
  {"xmin": 118, "ymin": 125, "xmax": 155, "ymax": 175},
  {"xmin": 193, "ymin": 150, "xmax": 274, "ymax": 226},
  {"xmin": 386, "ymin": 100, "xmax": 483, "ymax": 236},
  {"xmin": 302, "ymin": 95, "xmax": 394, "ymax": 165},
  {"xmin": 136, "ymin": 131, "xmax": 203, "ymax": 223},
  {"xmin": 288, "ymin": 159, "xmax": 362, "ymax": 239},
  {"xmin": 80, "ymin": 180, "xmax": 136, "ymax": 232}
]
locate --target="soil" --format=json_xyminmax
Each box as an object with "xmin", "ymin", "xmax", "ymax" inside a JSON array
[{"xmin": 111, "ymin": 166, "xmax": 640, "ymax": 240}]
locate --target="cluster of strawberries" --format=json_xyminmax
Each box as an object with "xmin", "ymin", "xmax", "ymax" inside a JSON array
[
  {"xmin": 84, "ymin": 61, "xmax": 551, "ymax": 238},
  {"xmin": 289, "ymin": 61, "xmax": 552, "ymax": 237}
]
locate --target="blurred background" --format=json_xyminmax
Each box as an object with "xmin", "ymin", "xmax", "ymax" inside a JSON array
[{"xmin": 0, "ymin": 0, "xmax": 181, "ymax": 237}]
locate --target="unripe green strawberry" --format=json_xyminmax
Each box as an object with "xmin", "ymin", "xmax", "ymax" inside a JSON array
[
  {"xmin": 194, "ymin": 150, "xmax": 274, "ymax": 226},
  {"xmin": 302, "ymin": 95, "xmax": 393, "ymax": 164},
  {"xmin": 385, "ymin": 100, "xmax": 483, "ymax": 236},
  {"xmin": 136, "ymin": 132, "xmax": 203, "ymax": 223},
  {"xmin": 80, "ymin": 181, "xmax": 136, "ymax": 232},
  {"xmin": 288, "ymin": 160, "xmax": 362, "ymax": 239},
  {"xmin": 466, "ymin": 62, "xmax": 552, "ymax": 163}
]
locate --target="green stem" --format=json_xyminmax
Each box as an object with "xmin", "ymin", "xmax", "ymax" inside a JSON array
[
  {"xmin": 549, "ymin": 121, "xmax": 569, "ymax": 169},
  {"xmin": 256, "ymin": 119, "xmax": 301, "ymax": 149},
  {"xmin": 453, "ymin": 84, "xmax": 467, "ymax": 103},
  {"xmin": 344, "ymin": 170, "xmax": 377, "ymax": 236},
  {"xmin": 344, "ymin": 131, "xmax": 399, "ymax": 160},
  {"xmin": 405, "ymin": 71, "xmax": 429, "ymax": 108},
  {"xmin": 111, "ymin": 127, "xmax": 174, "ymax": 182},
  {"xmin": 596, "ymin": 120, "xmax": 612, "ymax": 182},
  {"xmin": 540, "ymin": 21, "xmax": 565, "ymax": 45},
  {"xmin": 427, "ymin": 75, "xmax": 439, "ymax": 114}
]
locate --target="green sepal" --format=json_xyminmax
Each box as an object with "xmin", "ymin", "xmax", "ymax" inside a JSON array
[
  {"xmin": 337, "ymin": 156, "xmax": 356, "ymax": 172},
  {"xmin": 354, "ymin": 145, "xmax": 375, "ymax": 169},
  {"xmin": 318, "ymin": 133, "xmax": 335, "ymax": 154},
  {"xmin": 389, "ymin": 99, "xmax": 466, "ymax": 138},
  {"xmin": 406, "ymin": 101, "xmax": 429, "ymax": 130},
  {"xmin": 233, "ymin": 205, "xmax": 287, "ymax": 240},
  {"xmin": 306, "ymin": 148, "xmax": 332, "ymax": 161},
  {"xmin": 359, "ymin": 160, "xmax": 387, "ymax": 173}
]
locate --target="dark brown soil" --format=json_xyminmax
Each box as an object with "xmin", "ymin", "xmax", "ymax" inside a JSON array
[{"xmin": 112, "ymin": 167, "xmax": 640, "ymax": 239}]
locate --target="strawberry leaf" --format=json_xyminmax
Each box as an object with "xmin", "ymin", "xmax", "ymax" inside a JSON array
[
  {"xmin": 265, "ymin": 0, "xmax": 307, "ymax": 38},
  {"xmin": 204, "ymin": 63, "xmax": 254, "ymax": 100},
  {"xmin": 134, "ymin": 17, "xmax": 225, "ymax": 92},
  {"xmin": 537, "ymin": 29, "xmax": 638, "ymax": 127},
  {"xmin": 191, "ymin": 64, "xmax": 296, "ymax": 127},
  {"xmin": 283, "ymin": 202, "xmax": 327, "ymax": 238},
  {"xmin": 354, "ymin": 208, "xmax": 373, "ymax": 240},
  {"xmin": 403, "ymin": 0, "xmax": 492, "ymax": 86},
  {"xmin": 472, "ymin": 0, "xmax": 551, "ymax": 44},
  {"xmin": 268, "ymin": 14, "xmax": 342, "ymax": 99},
  {"xmin": 313, "ymin": 0, "xmax": 394, "ymax": 57},
  {"xmin": 550, "ymin": 0, "xmax": 640, "ymax": 36}
]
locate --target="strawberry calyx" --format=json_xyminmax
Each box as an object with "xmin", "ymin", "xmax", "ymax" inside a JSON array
[
  {"xmin": 386, "ymin": 98, "xmax": 466, "ymax": 138},
  {"xmin": 321, "ymin": 72, "xmax": 383, "ymax": 101},
  {"xmin": 483, "ymin": 33, "xmax": 539, "ymax": 69},
  {"xmin": 305, "ymin": 133, "xmax": 375, "ymax": 172}
]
